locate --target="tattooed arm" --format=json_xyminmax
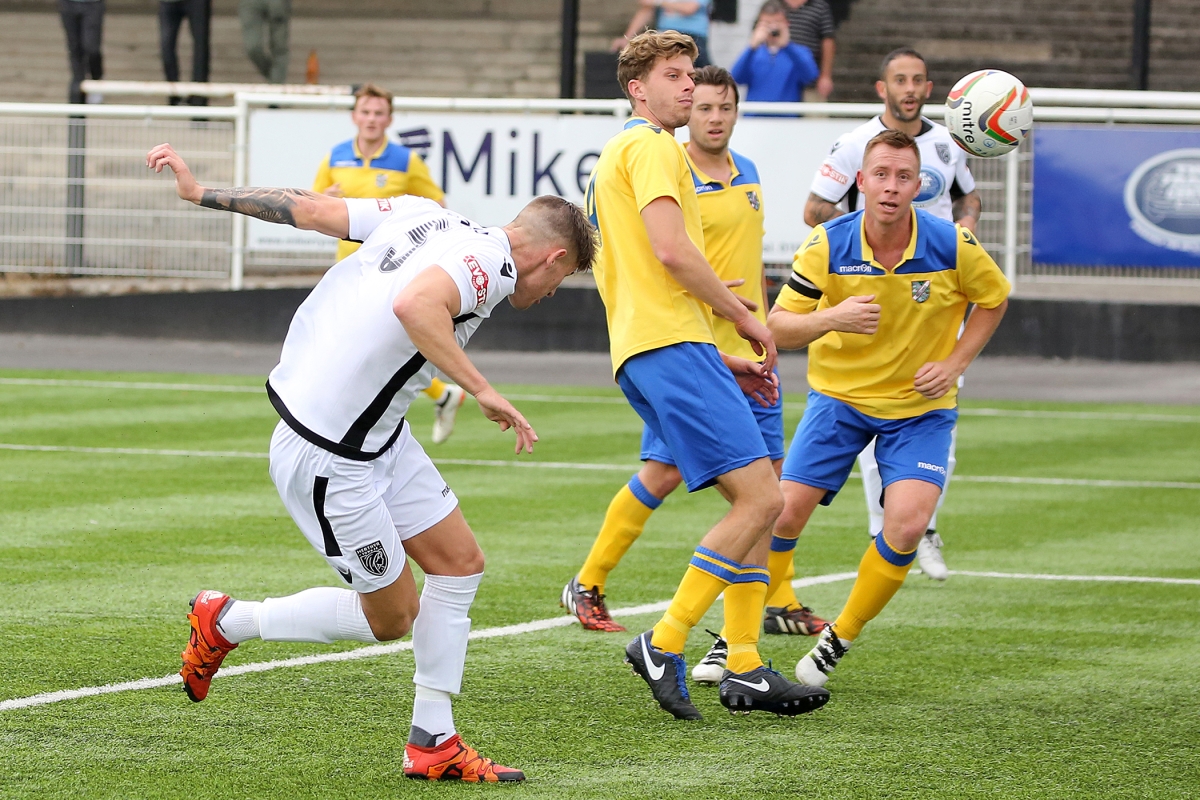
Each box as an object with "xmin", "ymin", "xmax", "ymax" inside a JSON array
[
  {"xmin": 146, "ymin": 143, "xmax": 350, "ymax": 240},
  {"xmin": 951, "ymin": 188, "xmax": 982, "ymax": 234},
  {"xmin": 803, "ymin": 192, "xmax": 845, "ymax": 228}
]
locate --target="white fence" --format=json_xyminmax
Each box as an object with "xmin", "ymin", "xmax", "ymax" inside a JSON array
[{"xmin": 1, "ymin": 86, "xmax": 1198, "ymax": 290}]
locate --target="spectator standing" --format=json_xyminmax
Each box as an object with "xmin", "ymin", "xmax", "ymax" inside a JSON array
[
  {"xmin": 159, "ymin": 0, "xmax": 211, "ymax": 106},
  {"xmin": 782, "ymin": 0, "xmax": 836, "ymax": 99},
  {"xmin": 240, "ymin": 0, "xmax": 291, "ymax": 83},
  {"xmin": 58, "ymin": 0, "xmax": 104, "ymax": 104},
  {"xmin": 730, "ymin": 1, "xmax": 818, "ymax": 103},
  {"xmin": 612, "ymin": 1, "xmax": 712, "ymax": 68}
]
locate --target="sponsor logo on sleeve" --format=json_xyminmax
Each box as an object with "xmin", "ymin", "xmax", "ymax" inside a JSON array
[
  {"xmin": 355, "ymin": 541, "xmax": 389, "ymax": 577},
  {"xmin": 820, "ymin": 163, "xmax": 849, "ymax": 185},
  {"xmin": 376, "ymin": 198, "xmax": 392, "ymax": 212},
  {"xmin": 465, "ymin": 254, "xmax": 489, "ymax": 308}
]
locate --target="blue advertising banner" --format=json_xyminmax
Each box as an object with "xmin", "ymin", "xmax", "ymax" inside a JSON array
[{"xmin": 1032, "ymin": 126, "xmax": 1200, "ymax": 267}]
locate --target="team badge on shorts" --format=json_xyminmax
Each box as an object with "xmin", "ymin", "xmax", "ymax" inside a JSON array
[
  {"xmin": 745, "ymin": 190, "xmax": 761, "ymax": 211},
  {"xmin": 355, "ymin": 541, "xmax": 389, "ymax": 577},
  {"xmin": 936, "ymin": 142, "xmax": 952, "ymax": 165},
  {"xmin": 911, "ymin": 280, "xmax": 932, "ymax": 303}
]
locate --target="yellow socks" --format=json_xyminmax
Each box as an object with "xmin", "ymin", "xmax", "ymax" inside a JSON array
[
  {"xmin": 651, "ymin": 547, "xmax": 737, "ymax": 654},
  {"xmin": 766, "ymin": 535, "xmax": 799, "ymax": 608},
  {"xmin": 577, "ymin": 477, "xmax": 661, "ymax": 593},
  {"xmin": 422, "ymin": 377, "xmax": 448, "ymax": 401},
  {"xmin": 723, "ymin": 565, "xmax": 769, "ymax": 673},
  {"xmin": 833, "ymin": 532, "xmax": 917, "ymax": 641}
]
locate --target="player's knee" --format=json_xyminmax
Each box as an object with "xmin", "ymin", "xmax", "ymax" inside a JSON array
[
  {"xmin": 367, "ymin": 598, "xmax": 419, "ymax": 642},
  {"xmin": 460, "ymin": 545, "xmax": 485, "ymax": 576},
  {"xmin": 774, "ymin": 500, "xmax": 806, "ymax": 538},
  {"xmin": 640, "ymin": 464, "xmax": 682, "ymax": 498}
]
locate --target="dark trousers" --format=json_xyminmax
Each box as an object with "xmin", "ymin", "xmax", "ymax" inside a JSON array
[
  {"xmin": 58, "ymin": 0, "xmax": 104, "ymax": 104},
  {"xmin": 159, "ymin": 0, "xmax": 211, "ymax": 105}
]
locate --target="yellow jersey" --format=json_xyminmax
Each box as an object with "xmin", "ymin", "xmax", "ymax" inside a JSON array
[
  {"xmin": 685, "ymin": 147, "xmax": 767, "ymax": 363},
  {"xmin": 313, "ymin": 138, "xmax": 444, "ymax": 262},
  {"xmin": 586, "ymin": 117, "xmax": 713, "ymax": 375},
  {"xmin": 775, "ymin": 208, "xmax": 1010, "ymax": 418}
]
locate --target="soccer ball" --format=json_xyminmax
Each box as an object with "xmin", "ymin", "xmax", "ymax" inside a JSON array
[{"xmin": 944, "ymin": 70, "xmax": 1033, "ymax": 158}]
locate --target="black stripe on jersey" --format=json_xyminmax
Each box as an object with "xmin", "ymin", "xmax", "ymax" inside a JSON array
[
  {"xmin": 267, "ymin": 381, "xmax": 404, "ymax": 461},
  {"xmin": 312, "ymin": 476, "xmax": 342, "ymax": 557},
  {"xmin": 337, "ymin": 312, "xmax": 480, "ymax": 454},
  {"xmin": 788, "ymin": 275, "xmax": 823, "ymax": 299},
  {"xmin": 950, "ymin": 178, "xmax": 965, "ymax": 202}
]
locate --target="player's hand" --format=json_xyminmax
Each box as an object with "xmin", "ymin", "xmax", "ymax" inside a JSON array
[
  {"xmin": 733, "ymin": 314, "xmax": 778, "ymax": 375},
  {"xmin": 474, "ymin": 386, "xmax": 539, "ymax": 454},
  {"xmin": 914, "ymin": 361, "xmax": 960, "ymax": 399},
  {"xmin": 322, "ymin": 183, "xmax": 344, "ymax": 198},
  {"xmin": 722, "ymin": 354, "xmax": 779, "ymax": 407},
  {"xmin": 719, "ymin": 279, "xmax": 759, "ymax": 313},
  {"xmin": 146, "ymin": 143, "xmax": 203, "ymax": 203},
  {"xmin": 827, "ymin": 295, "xmax": 880, "ymax": 334}
]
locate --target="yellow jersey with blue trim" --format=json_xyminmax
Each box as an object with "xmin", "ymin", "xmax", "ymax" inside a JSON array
[
  {"xmin": 313, "ymin": 139, "xmax": 444, "ymax": 262},
  {"xmin": 775, "ymin": 208, "xmax": 1010, "ymax": 419},
  {"xmin": 586, "ymin": 117, "xmax": 712, "ymax": 375},
  {"xmin": 685, "ymin": 147, "xmax": 767, "ymax": 363}
]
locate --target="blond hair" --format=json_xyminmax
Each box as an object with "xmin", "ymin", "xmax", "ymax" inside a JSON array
[
  {"xmin": 353, "ymin": 83, "xmax": 393, "ymax": 114},
  {"xmin": 863, "ymin": 129, "xmax": 922, "ymax": 168},
  {"xmin": 616, "ymin": 30, "xmax": 699, "ymax": 104}
]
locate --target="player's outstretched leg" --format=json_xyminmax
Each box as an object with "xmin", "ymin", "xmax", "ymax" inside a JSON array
[{"xmin": 180, "ymin": 590, "xmax": 239, "ymax": 702}]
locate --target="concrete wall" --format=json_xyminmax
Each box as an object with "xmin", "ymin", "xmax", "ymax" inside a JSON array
[{"xmin": 1, "ymin": 287, "xmax": 1197, "ymax": 363}]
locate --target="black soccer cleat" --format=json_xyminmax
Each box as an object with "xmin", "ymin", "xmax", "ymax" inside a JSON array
[
  {"xmin": 624, "ymin": 630, "xmax": 702, "ymax": 720},
  {"xmin": 719, "ymin": 664, "xmax": 830, "ymax": 716}
]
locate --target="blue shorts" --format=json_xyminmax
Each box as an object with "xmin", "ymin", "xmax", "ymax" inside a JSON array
[
  {"xmin": 641, "ymin": 369, "xmax": 784, "ymax": 465},
  {"xmin": 617, "ymin": 342, "xmax": 769, "ymax": 492},
  {"xmin": 782, "ymin": 390, "xmax": 957, "ymax": 505}
]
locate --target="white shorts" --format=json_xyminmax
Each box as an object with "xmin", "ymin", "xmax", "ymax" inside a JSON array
[{"xmin": 268, "ymin": 419, "xmax": 459, "ymax": 593}]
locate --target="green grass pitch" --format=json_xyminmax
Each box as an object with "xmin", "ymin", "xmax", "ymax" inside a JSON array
[{"xmin": 0, "ymin": 367, "xmax": 1198, "ymax": 798}]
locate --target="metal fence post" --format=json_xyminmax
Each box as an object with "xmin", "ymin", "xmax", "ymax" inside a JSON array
[
  {"xmin": 230, "ymin": 93, "xmax": 249, "ymax": 290},
  {"xmin": 65, "ymin": 115, "xmax": 86, "ymax": 271},
  {"xmin": 1003, "ymin": 147, "xmax": 1020, "ymax": 290}
]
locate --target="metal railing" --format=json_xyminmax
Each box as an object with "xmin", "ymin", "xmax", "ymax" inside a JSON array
[{"xmin": 2, "ymin": 87, "xmax": 1198, "ymax": 291}]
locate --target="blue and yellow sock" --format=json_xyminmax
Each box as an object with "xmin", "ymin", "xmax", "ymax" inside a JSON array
[
  {"xmin": 765, "ymin": 535, "xmax": 800, "ymax": 609},
  {"xmin": 578, "ymin": 475, "xmax": 661, "ymax": 593},
  {"xmin": 422, "ymin": 377, "xmax": 448, "ymax": 401},
  {"xmin": 651, "ymin": 546, "xmax": 737, "ymax": 654},
  {"xmin": 832, "ymin": 532, "xmax": 917, "ymax": 641},
  {"xmin": 723, "ymin": 564, "xmax": 770, "ymax": 674}
]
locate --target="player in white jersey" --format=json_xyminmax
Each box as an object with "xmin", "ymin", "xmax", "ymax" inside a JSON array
[
  {"xmin": 802, "ymin": 49, "xmax": 981, "ymax": 582},
  {"xmin": 146, "ymin": 143, "xmax": 596, "ymax": 783}
]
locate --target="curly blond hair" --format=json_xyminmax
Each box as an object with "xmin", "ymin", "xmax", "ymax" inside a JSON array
[{"xmin": 616, "ymin": 30, "xmax": 699, "ymax": 104}]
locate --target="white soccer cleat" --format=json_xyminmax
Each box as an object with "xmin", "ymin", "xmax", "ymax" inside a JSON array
[
  {"xmin": 431, "ymin": 384, "xmax": 466, "ymax": 444},
  {"xmin": 691, "ymin": 631, "xmax": 727, "ymax": 685},
  {"xmin": 917, "ymin": 529, "xmax": 949, "ymax": 581},
  {"xmin": 795, "ymin": 625, "xmax": 851, "ymax": 687}
]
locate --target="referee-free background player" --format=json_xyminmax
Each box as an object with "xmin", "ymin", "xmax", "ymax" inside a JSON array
[{"xmin": 313, "ymin": 82, "xmax": 468, "ymax": 445}]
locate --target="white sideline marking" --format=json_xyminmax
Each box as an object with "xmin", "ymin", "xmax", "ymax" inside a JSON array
[
  {"xmin": 3, "ymin": 568, "xmax": 1196, "ymax": 713},
  {"xmin": 4, "ymin": 378, "xmax": 1199, "ymax": 424},
  {"xmin": 3, "ymin": 443, "xmax": 1199, "ymax": 489},
  {"xmin": 0, "ymin": 572, "xmax": 854, "ymax": 712},
  {"xmin": 950, "ymin": 570, "xmax": 1200, "ymax": 586}
]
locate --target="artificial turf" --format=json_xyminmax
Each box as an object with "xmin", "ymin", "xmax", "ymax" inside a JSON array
[{"xmin": 0, "ymin": 368, "xmax": 1197, "ymax": 798}]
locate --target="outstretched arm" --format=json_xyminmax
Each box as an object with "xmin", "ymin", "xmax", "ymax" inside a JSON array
[{"xmin": 146, "ymin": 143, "xmax": 350, "ymax": 240}]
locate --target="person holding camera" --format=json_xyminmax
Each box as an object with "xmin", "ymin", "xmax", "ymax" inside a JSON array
[{"xmin": 730, "ymin": 0, "xmax": 818, "ymax": 103}]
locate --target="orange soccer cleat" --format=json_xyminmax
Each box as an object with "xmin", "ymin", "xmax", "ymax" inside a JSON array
[
  {"xmin": 180, "ymin": 590, "xmax": 238, "ymax": 702},
  {"xmin": 403, "ymin": 734, "xmax": 525, "ymax": 783}
]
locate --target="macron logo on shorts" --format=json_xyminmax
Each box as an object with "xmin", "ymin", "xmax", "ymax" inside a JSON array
[{"xmin": 917, "ymin": 462, "xmax": 946, "ymax": 475}]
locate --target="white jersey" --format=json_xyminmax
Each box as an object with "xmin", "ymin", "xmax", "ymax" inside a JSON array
[
  {"xmin": 267, "ymin": 196, "xmax": 516, "ymax": 461},
  {"xmin": 810, "ymin": 116, "xmax": 975, "ymax": 222}
]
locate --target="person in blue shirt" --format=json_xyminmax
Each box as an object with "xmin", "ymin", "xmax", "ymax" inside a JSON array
[
  {"xmin": 731, "ymin": 0, "xmax": 819, "ymax": 103},
  {"xmin": 612, "ymin": 0, "xmax": 712, "ymax": 68}
]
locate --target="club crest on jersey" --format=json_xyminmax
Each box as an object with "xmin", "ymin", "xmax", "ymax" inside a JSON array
[
  {"xmin": 355, "ymin": 541, "xmax": 388, "ymax": 577},
  {"xmin": 936, "ymin": 143, "xmax": 951, "ymax": 165},
  {"xmin": 379, "ymin": 246, "xmax": 401, "ymax": 273},
  {"xmin": 745, "ymin": 190, "xmax": 760, "ymax": 211},
  {"xmin": 375, "ymin": 173, "xmax": 387, "ymax": 188},
  {"xmin": 911, "ymin": 280, "xmax": 932, "ymax": 303},
  {"xmin": 465, "ymin": 254, "xmax": 489, "ymax": 308}
]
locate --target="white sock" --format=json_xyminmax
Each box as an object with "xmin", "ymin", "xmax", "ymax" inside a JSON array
[
  {"xmin": 412, "ymin": 572, "xmax": 482, "ymax": 694},
  {"xmin": 258, "ymin": 587, "xmax": 379, "ymax": 644},
  {"xmin": 410, "ymin": 685, "xmax": 456, "ymax": 747},
  {"xmin": 216, "ymin": 600, "xmax": 261, "ymax": 644}
]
